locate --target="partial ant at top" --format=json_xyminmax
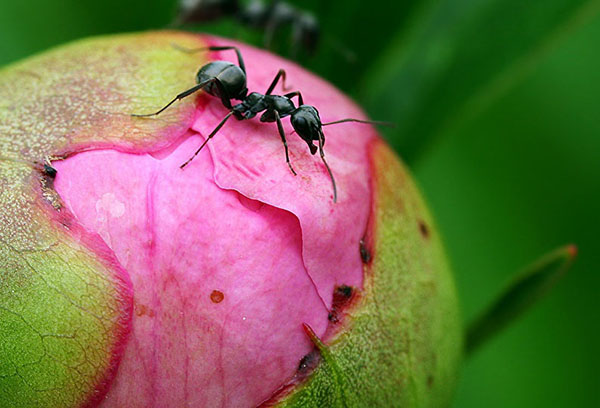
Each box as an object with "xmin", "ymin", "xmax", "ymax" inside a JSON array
[
  {"xmin": 132, "ymin": 45, "xmax": 390, "ymax": 203},
  {"xmin": 176, "ymin": 0, "xmax": 319, "ymax": 57}
]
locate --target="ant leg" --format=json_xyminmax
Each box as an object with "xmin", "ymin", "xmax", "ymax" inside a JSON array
[
  {"xmin": 284, "ymin": 91, "xmax": 304, "ymax": 106},
  {"xmin": 321, "ymin": 118, "xmax": 394, "ymax": 127},
  {"xmin": 180, "ymin": 111, "xmax": 234, "ymax": 169},
  {"xmin": 317, "ymin": 129, "xmax": 337, "ymax": 203},
  {"xmin": 172, "ymin": 44, "xmax": 246, "ymax": 74},
  {"xmin": 207, "ymin": 46, "xmax": 246, "ymax": 74},
  {"xmin": 274, "ymin": 110, "xmax": 297, "ymax": 176},
  {"xmin": 265, "ymin": 69, "xmax": 290, "ymax": 95},
  {"xmin": 132, "ymin": 79, "xmax": 214, "ymax": 117}
]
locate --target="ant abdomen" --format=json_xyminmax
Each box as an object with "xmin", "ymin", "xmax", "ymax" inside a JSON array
[{"xmin": 197, "ymin": 61, "xmax": 247, "ymax": 100}]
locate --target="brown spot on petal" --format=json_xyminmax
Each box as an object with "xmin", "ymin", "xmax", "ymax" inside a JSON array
[
  {"xmin": 135, "ymin": 304, "xmax": 155, "ymax": 318},
  {"xmin": 257, "ymin": 350, "xmax": 322, "ymax": 407},
  {"xmin": 359, "ymin": 238, "xmax": 372, "ymax": 264},
  {"xmin": 210, "ymin": 290, "xmax": 225, "ymax": 303},
  {"xmin": 297, "ymin": 349, "xmax": 321, "ymax": 374},
  {"xmin": 328, "ymin": 285, "xmax": 355, "ymax": 323}
]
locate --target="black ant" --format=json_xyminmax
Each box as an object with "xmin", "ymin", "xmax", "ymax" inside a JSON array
[
  {"xmin": 132, "ymin": 45, "xmax": 389, "ymax": 203},
  {"xmin": 176, "ymin": 0, "xmax": 319, "ymax": 56}
]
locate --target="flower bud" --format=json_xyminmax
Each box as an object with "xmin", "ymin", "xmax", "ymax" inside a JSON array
[{"xmin": 0, "ymin": 32, "xmax": 461, "ymax": 407}]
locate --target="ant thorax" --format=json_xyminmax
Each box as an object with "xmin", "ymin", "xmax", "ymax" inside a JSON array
[
  {"xmin": 232, "ymin": 92, "xmax": 268, "ymax": 119},
  {"xmin": 232, "ymin": 92, "xmax": 296, "ymax": 121},
  {"xmin": 265, "ymin": 95, "xmax": 296, "ymax": 118}
]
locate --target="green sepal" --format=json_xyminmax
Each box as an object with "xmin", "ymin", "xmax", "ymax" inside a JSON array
[{"xmin": 273, "ymin": 140, "xmax": 462, "ymax": 407}]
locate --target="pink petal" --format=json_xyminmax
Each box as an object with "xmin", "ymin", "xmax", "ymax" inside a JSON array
[{"xmin": 52, "ymin": 36, "xmax": 374, "ymax": 408}]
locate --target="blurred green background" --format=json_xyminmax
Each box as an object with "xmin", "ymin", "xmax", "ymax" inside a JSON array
[{"xmin": 1, "ymin": 0, "xmax": 598, "ymax": 406}]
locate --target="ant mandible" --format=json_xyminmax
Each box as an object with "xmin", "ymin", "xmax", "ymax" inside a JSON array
[{"xmin": 132, "ymin": 45, "xmax": 389, "ymax": 203}]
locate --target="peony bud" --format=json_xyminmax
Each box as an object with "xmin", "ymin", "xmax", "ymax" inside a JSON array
[{"xmin": 0, "ymin": 32, "xmax": 461, "ymax": 407}]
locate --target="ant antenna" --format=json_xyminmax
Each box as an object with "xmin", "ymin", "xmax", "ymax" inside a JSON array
[
  {"xmin": 317, "ymin": 129, "xmax": 337, "ymax": 203},
  {"xmin": 321, "ymin": 118, "xmax": 394, "ymax": 127}
]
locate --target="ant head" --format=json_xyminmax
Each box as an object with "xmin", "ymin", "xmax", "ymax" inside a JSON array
[{"xmin": 291, "ymin": 105, "xmax": 321, "ymax": 155}]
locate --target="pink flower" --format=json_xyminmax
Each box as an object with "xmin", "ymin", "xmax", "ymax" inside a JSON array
[{"xmin": 0, "ymin": 32, "xmax": 461, "ymax": 407}]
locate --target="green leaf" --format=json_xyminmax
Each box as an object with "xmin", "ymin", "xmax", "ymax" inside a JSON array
[
  {"xmin": 360, "ymin": 0, "xmax": 600, "ymax": 161},
  {"xmin": 465, "ymin": 245, "xmax": 577, "ymax": 356}
]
